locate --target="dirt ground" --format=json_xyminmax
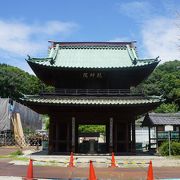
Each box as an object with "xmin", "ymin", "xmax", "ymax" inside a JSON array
[{"xmin": 0, "ymin": 146, "xmax": 19, "ymax": 156}]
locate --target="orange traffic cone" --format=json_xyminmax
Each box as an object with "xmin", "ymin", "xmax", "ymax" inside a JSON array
[
  {"xmin": 68, "ymin": 152, "xmax": 75, "ymax": 167},
  {"xmin": 109, "ymin": 152, "xmax": 117, "ymax": 167},
  {"xmin": 147, "ymin": 160, "xmax": 154, "ymax": 180},
  {"xmin": 25, "ymin": 159, "xmax": 33, "ymax": 179},
  {"xmin": 89, "ymin": 160, "xmax": 97, "ymax": 180}
]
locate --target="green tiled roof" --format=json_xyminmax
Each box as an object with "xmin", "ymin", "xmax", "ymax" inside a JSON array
[
  {"xmin": 27, "ymin": 42, "xmax": 159, "ymax": 68},
  {"xmin": 21, "ymin": 95, "xmax": 162, "ymax": 106}
]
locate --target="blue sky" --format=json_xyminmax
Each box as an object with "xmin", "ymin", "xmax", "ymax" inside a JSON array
[{"xmin": 0, "ymin": 0, "xmax": 179, "ymax": 73}]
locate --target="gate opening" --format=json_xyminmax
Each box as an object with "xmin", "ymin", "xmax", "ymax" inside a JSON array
[{"xmin": 78, "ymin": 125, "xmax": 106, "ymax": 153}]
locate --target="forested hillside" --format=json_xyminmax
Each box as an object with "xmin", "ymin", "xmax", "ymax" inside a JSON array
[
  {"xmin": 0, "ymin": 63, "xmax": 52, "ymax": 100},
  {"xmin": 0, "ymin": 60, "xmax": 179, "ymax": 112},
  {"xmin": 137, "ymin": 60, "xmax": 180, "ymax": 112}
]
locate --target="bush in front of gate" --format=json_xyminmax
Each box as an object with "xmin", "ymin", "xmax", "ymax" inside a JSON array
[{"xmin": 159, "ymin": 141, "xmax": 180, "ymax": 156}]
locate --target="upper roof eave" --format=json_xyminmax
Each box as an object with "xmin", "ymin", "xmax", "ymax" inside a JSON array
[{"xmin": 26, "ymin": 58, "xmax": 160, "ymax": 69}]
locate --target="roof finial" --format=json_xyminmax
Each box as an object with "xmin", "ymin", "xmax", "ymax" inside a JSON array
[
  {"xmin": 48, "ymin": 40, "xmax": 55, "ymax": 49},
  {"xmin": 27, "ymin": 55, "xmax": 31, "ymax": 60}
]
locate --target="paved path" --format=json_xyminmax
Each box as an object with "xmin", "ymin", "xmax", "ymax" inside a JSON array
[
  {"xmin": 0, "ymin": 148, "xmax": 180, "ymax": 179},
  {"xmin": 22, "ymin": 154, "xmax": 180, "ymax": 167},
  {"xmin": 0, "ymin": 161, "xmax": 180, "ymax": 179}
]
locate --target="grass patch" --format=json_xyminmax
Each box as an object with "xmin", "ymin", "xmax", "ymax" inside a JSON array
[
  {"xmin": 0, "ymin": 150, "xmax": 23, "ymax": 159},
  {"xmin": 10, "ymin": 150, "xmax": 23, "ymax": 156},
  {"xmin": 0, "ymin": 155, "xmax": 9, "ymax": 158},
  {"xmin": 168, "ymin": 155, "xmax": 180, "ymax": 159},
  {"xmin": 0, "ymin": 150, "xmax": 28, "ymax": 161},
  {"xmin": 12, "ymin": 156, "xmax": 29, "ymax": 161}
]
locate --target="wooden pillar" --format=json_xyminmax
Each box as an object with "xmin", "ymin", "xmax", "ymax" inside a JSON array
[
  {"xmin": 75, "ymin": 122, "xmax": 79, "ymax": 153},
  {"xmin": 109, "ymin": 117, "xmax": 113, "ymax": 153},
  {"xmin": 132, "ymin": 120, "xmax": 136, "ymax": 153},
  {"xmin": 128, "ymin": 123, "xmax": 131, "ymax": 153},
  {"xmin": 55, "ymin": 120, "xmax": 60, "ymax": 152},
  {"xmin": 148, "ymin": 126, "xmax": 151, "ymax": 151},
  {"xmin": 72, "ymin": 117, "xmax": 75, "ymax": 152},
  {"xmin": 106, "ymin": 122, "xmax": 109, "ymax": 153},
  {"xmin": 48, "ymin": 116, "xmax": 55, "ymax": 154},
  {"xmin": 67, "ymin": 121, "xmax": 70, "ymax": 152},
  {"xmin": 114, "ymin": 120, "xmax": 117, "ymax": 152},
  {"xmin": 156, "ymin": 126, "xmax": 158, "ymax": 152},
  {"xmin": 126, "ymin": 123, "xmax": 129, "ymax": 153}
]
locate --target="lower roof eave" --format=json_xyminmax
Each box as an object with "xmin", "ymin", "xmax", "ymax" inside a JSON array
[{"xmin": 19, "ymin": 95, "xmax": 163, "ymax": 115}]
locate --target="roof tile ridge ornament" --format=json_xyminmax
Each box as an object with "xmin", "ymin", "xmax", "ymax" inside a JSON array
[
  {"xmin": 48, "ymin": 40, "xmax": 59, "ymax": 65},
  {"xmin": 19, "ymin": 92, "xmax": 28, "ymax": 98},
  {"xmin": 126, "ymin": 44, "xmax": 137, "ymax": 65},
  {"xmin": 53, "ymin": 44, "xmax": 59, "ymax": 60},
  {"xmin": 26, "ymin": 55, "xmax": 52, "ymax": 62},
  {"xmin": 19, "ymin": 94, "xmax": 40, "ymax": 102},
  {"xmin": 137, "ymin": 56, "xmax": 160, "ymax": 63},
  {"xmin": 146, "ymin": 95, "xmax": 165, "ymax": 101},
  {"xmin": 21, "ymin": 93, "xmax": 39, "ymax": 98}
]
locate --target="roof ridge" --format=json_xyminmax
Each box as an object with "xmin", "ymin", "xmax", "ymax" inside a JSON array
[{"xmin": 47, "ymin": 41, "xmax": 137, "ymax": 48}]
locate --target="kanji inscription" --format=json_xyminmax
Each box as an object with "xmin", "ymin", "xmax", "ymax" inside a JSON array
[{"xmin": 82, "ymin": 72, "xmax": 103, "ymax": 79}]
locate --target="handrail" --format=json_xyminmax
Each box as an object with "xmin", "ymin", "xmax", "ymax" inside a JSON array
[{"xmin": 40, "ymin": 88, "xmax": 143, "ymax": 96}]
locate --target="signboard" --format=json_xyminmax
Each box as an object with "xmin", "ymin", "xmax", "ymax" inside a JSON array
[{"xmin": 165, "ymin": 125, "xmax": 173, "ymax": 132}]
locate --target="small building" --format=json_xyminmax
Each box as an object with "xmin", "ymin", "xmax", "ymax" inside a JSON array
[
  {"xmin": 0, "ymin": 98, "xmax": 42, "ymax": 132},
  {"xmin": 135, "ymin": 123, "xmax": 155, "ymax": 151},
  {"xmin": 21, "ymin": 41, "xmax": 163, "ymax": 154},
  {"xmin": 142, "ymin": 112, "xmax": 180, "ymax": 151},
  {"xmin": 0, "ymin": 98, "xmax": 42, "ymax": 146}
]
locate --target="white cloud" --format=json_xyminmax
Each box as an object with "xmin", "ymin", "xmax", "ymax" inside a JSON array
[
  {"xmin": 142, "ymin": 17, "xmax": 180, "ymax": 62},
  {"xmin": 117, "ymin": 1, "xmax": 152, "ymax": 20},
  {"xmin": 116, "ymin": 1, "xmax": 180, "ymax": 61},
  {"xmin": 0, "ymin": 20, "xmax": 78, "ymax": 57},
  {"xmin": 36, "ymin": 21, "xmax": 77, "ymax": 35}
]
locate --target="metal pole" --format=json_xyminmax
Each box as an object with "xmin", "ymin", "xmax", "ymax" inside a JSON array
[{"xmin": 169, "ymin": 131, "xmax": 171, "ymax": 156}]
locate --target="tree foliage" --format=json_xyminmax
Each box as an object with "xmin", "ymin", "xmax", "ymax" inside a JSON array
[
  {"xmin": 0, "ymin": 63, "xmax": 53, "ymax": 100},
  {"xmin": 155, "ymin": 103, "xmax": 179, "ymax": 113},
  {"xmin": 79, "ymin": 125, "xmax": 105, "ymax": 133},
  {"xmin": 138, "ymin": 60, "xmax": 180, "ymax": 111}
]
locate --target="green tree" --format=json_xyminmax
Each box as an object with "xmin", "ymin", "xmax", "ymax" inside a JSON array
[
  {"xmin": 0, "ymin": 63, "xmax": 54, "ymax": 100},
  {"xmin": 138, "ymin": 60, "xmax": 180, "ymax": 111},
  {"xmin": 155, "ymin": 103, "xmax": 179, "ymax": 113},
  {"xmin": 79, "ymin": 125, "xmax": 105, "ymax": 133}
]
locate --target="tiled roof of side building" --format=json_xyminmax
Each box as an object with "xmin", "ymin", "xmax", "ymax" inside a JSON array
[
  {"xmin": 27, "ymin": 41, "xmax": 160, "ymax": 68},
  {"xmin": 20, "ymin": 95, "xmax": 163, "ymax": 106},
  {"xmin": 148, "ymin": 112, "xmax": 180, "ymax": 125},
  {"xmin": 142, "ymin": 112, "xmax": 180, "ymax": 126}
]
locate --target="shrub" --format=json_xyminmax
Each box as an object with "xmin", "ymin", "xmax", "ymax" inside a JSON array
[
  {"xmin": 171, "ymin": 141, "xmax": 180, "ymax": 155},
  {"xmin": 159, "ymin": 141, "xmax": 180, "ymax": 156}
]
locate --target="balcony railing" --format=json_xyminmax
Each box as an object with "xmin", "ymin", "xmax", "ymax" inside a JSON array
[{"xmin": 40, "ymin": 88, "xmax": 144, "ymax": 96}]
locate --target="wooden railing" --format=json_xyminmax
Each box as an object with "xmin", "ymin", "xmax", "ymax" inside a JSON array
[{"xmin": 40, "ymin": 88, "xmax": 143, "ymax": 96}]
